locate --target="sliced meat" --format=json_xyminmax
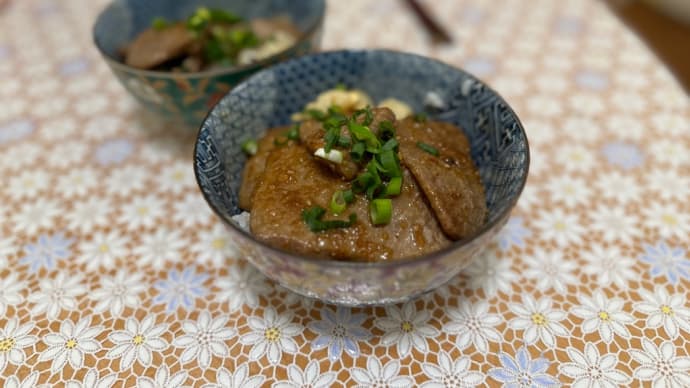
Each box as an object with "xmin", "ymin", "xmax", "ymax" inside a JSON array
[
  {"xmin": 124, "ymin": 23, "xmax": 196, "ymax": 69},
  {"xmin": 249, "ymin": 144, "xmax": 451, "ymax": 262},
  {"xmin": 397, "ymin": 118, "xmax": 486, "ymax": 240},
  {"xmin": 238, "ymin": 126, "xmax": 292, "ymax": 210},
  {"xmin": 250, "ymin": 16, "xmax": 301, "ymax": 40}
]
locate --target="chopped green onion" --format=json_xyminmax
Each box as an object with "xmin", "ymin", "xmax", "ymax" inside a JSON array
[
  {"xmin": 241, "ymin": 139, "xmax": 258, "ymax": 155},
  {"xmin": 384, "ymin": 177, "xmax": 403, "ymax": 196},
  {"xmin": 343, "ymin": 189, "xmax": 355, "ymax": 204},
  {"xmin": 286, "ymin": 124, "xmax": 300, "ymax": 141},
  {"xmin": 370, "ymin": 199, "xmax": 392, "ymax": 225},
  {"xmin": 353, "ymin": 106, "xmax": 374, "ymax": 126},
  {"xmin": 337, "ymin": 136, "xmax": 351, "ymax": 148},
  {"xmin": 306, "ymin": 109, "xmax": 328, "ymax": 122},
  {"xmin": 324, "ymin": 127, "xmax": 340, "ymax": 153},
  {"xmin": 151, "ymin": 17, "xmax": 169, "ymax": 30},
  {"xmin": 377, "ymin": 150, "xmax": 401, "ymax": 177},
  {"xmin": 378, "ymin": 120, "xmax": 396, "ymax": 140},
  {"xmin": 348, "ymin": 122, "xmax": 380, "ymax": 150},
  {"xmin": 330, "ymin": 191, "xmax": 348, "ymax": 214},
  {"xmin": 366, "ymin": 184, "xmax": 382, "ymax": 200},
  {"xmin": 302, "ymin": 206, "xmax": 357, "ymax": 232},
  {"xmin": 413, "ymin": 113, "xmax": 428, "ymax": 123},
  {"xmin": 335, "ymin": 83, "xmax": 347, "ymax": 90},
  {"xmin": 350, "ymin": 142, "xmax": 366, "ymax": 162},
  {"xmin": 381, "ymin": 138, "xmax": 399, "ymax": 152},
  {"xmin": 314, "ymin": 148, "xmax": 343, "ymax": 164},
  {"xmin": 416, "ymin": 141, "xmax": 439, "ymax": 156}
]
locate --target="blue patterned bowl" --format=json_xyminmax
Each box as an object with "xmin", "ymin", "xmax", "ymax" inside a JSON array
[
  {"xmin": 93, "ymin": 0, "xmax": 325, "ymax": 127},
  {"xmin": 194, "ymin": 50, "xmax": 530, "ymax": 306}
]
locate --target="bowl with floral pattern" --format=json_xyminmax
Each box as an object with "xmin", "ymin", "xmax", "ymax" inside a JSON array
[
  {"xmin": 93, "ymin": 0, "xmax": 325, "ymax": 127},
  {"xmin": 194, "ymin": 49, "xmax": 530, "ymax": 306}
]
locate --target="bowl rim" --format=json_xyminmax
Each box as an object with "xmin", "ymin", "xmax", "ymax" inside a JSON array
[
  {"xmin": 92, "ymin": 0, "xmax": 326, "ymax": 79},
  {"xmin": 193, "ymin": 48, "xmax": 531, "ymax": 269}
]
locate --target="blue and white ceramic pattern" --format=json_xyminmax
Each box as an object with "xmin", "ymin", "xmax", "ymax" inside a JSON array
[{"xmin": 194, "ymin": 50, "xmax": 530, "ymax": 305}]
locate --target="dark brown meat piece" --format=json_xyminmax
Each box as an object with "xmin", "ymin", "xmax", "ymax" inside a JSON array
[
  {"xmin": 249, "ymin": 144, "xmax": 451, "ymax": 262},
  {"xmin": 298, "ymin": 107, "xmax": 397, "ymax": 180},
  {"xmin": 238, "ymin": 126, "xmax": 291, "ymax": 210},
  {"xmin": 397, "ymin": 118, "xmax": 486, "ymax": 240},
  {"xmin": 124, "ymin": 23, "xmax": 195, "ymax": 69}
]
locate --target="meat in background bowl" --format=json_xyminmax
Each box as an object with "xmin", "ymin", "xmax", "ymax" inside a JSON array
[
  {"xmin": 93, "ymin": 0, "xmax": 325, "ymax": 126},
  {"xmin": 194, "ymin": 49, "xmax": 530, "ymax": 305}
]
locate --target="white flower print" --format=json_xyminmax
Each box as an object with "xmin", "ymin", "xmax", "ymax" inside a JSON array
[
  {"xmin": 83, "ymin": 115, "xmax": 123, "ymax": 141},
  {"xmin": 631, "ymin": 339, "xmax": 690, "ymax": 387},
  {"xmin": 375, "ymin": 301, "xmax": 438, "ymax": 357},
  {"xmin": 65, "ymin": 369, "xmax": 117, "ymax": 388},
  {"xmin": 133, "ymin": 228, "xmax": 187, "ymax": 269},
  {"xmin": 156, "ymin": 161, "xmax": 195, "ymax": 194},
  {"xmin": 173, "ymin": 193, "xmax": 214, "ymax": 227},
  {"xmin": 309, "ymin": 306, "xmax": 371, "ymax": 361},
  {"xmin": 555, "ymin": 145, "xmax": 596, "ymax": 172},
  {"xmin": 508, "ymin": 294, "xmax": 569, "ymax": 347},
  {"xmin": 571, "ymin": 290, "xmax": 634, "ymax": 344},
  {"xmin": 47, "ymin": 141, "xmax": 89, "ymax": 169},
  {"xmin": 589, "ymin": 204, "xmax": 641, "ymax": 244},
  {"xmin": 646, "ymin": 169, "xmax": 690, "ymax": 201},
  {"xmin": 78, "ymin": 231, "xmax": 128, "ymax": 271},
  {"xmin": 240, "ymin": 307, "xmax": 302, "ymax": 364},
  {"xmin": 90, "ymin": 270, "xmax": 146, "ymax": 316},
  {"xmin": 4, "ymin": 371, "xmax": 39, "ymax": 388},
  {"xmin": 33, "ymin": 98, "xmax": 67, "ymax": 118},
  {"xmin": 119, "ymin": 195, "xmax": 165, "ymax": 229},
  {"xmin": 605, "ymin": 114, "xmax": 645, "ymax": 140},
  {"xmin": 352, "ymin": 358, "xmax": 413, "ymax": 387},
  {"xmin": 216, "ymin": 263, "xmax": 272, "ymax": 311},
  {"xmin": 202, "ymin": 364, "xmax": 264, "ymax": 388},
  {"xmin": 650, "ymin": 112, "xmax": 690, "ymax": 137},
  {"xmin": 611, "ymin": 90, "xmax": 647, "ymax": 113},
  {"xmin": 173, "ymin": 311, "xmax": 235, "ymax": 369},
  {"xmin": 546, "ymin": 176, "xmax": 592, "ymax": 207},
  {"xmin": 8, "ymin": 169, "xmax": 50, "ymax": 199},
  {"xmin": 443, "ymin": 300, "xmax": 501, "ymax": 354},
  {"xmin": 66, "ymin": 198, "xmax": 112, "ymax": 233},
  {"xmin": 595, "ymin": 171, "xmax": 641, "ymax": 203},
  {"xmin": 56, "ymin": 167, "xmax": 98, "ymax": 197},
  {"xmin": 582, "ymin": 245, "xmax": 636, "ymax": 289},
  {"xmin": 38, "ymin": 317, "xmax": 103, "ymax": 374},
  {"xmin": 533, "ymin": 208, "xmax": 585, "ymax": 247},
  {"xmin": 38, "ymin": 117, "xmax": 77, "ymax": 142},
  {"xmin": 0, "ymin": 318, "xmax": 38, "ymax": 373},
  {"xmin": 75, "ymin": 93, "xmax": 109, "ymax": 116},
  {"xmin": 137, "ymin": 364, "xmax": 188, "ymax": 388},
  {"xmin": 642, "ymin": 202, "xmax": 690, "ymax": 240},
  {"xmin": 11, "ymin": 200, "xmax": 62, "ymax": 235},
  {"xmin": 106, "ymin": 315, "xmax": 168, "ymax": 370},
  {"xmin": 559, "ymin": 343, "xmax": 631, "ymax": 388},
  {"xmin": 106, "ymin": 166, "xmax": 149, "ymax": 196},
  {"xmin": 0, "ymin": 272, "xmax": 25, "ymax": 315},
  {"xmin": 192, "ymin": 224, "xmax": 240, "ymax": 267},
  {"xmin": 523, "ymin": 248, "xmax": 578, "ymax": 294},
  {"xmin": 28, "ymin": 272, "xmax": 87, "ymax": 319},
  {"xmin": 521, "ymin": 119, "xmax": 555, "ymax": 146},
  {"xmin": 421, "ymin": 351, "xmax": 485, "ymax": 388},
  {"xmin": 461, "ymin": 250, "xmax": 518, "ymax": 297},
  {"xmin": 569, "ymin": 92, "xmax": 605, "ymax": 116},
  {"xmin": 634, "ymin": 286, "xmax": 690, "ymax": 339},
  {"xmin": 0, "ymin": 234, "xmax": 14, "ymax": 269},
  {"xmin": 1, "ymin": 143, "xmax": 41, "ymax": 170},
  {"xmin": 649, "ymin": 139, "xmax": 689, "ymax": 166},
  {"xmin": 272, "ymin": 360, "xmax": 336, "ymax": 388},
  {"xmin": 526, "ymin": 95, "xmax": 562, "ymax": 117}
]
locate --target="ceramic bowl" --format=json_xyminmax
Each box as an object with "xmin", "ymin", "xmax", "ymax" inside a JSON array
[
  {"xmin": 194, "ymin": 49, "xmax": 530, "ymax": 306},
  {"xmin": 93, "ymin": 0, "xmax": 325, "ymax": 126}
]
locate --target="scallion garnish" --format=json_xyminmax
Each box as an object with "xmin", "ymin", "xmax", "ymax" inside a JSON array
[
  {"xmin": 370, "ymin": 199, "xmax": 392, "ymax": 225},
  {"xmin": 324, "ymin": 127, "xmax": 340, "ymax": 153},
  {"xmin": 342, "ymin": 189, "xmax": 355, "ymax": 204},
  {"xmin": 384, "ymin": 176, "xmax": 403, "ymax": 196},
  {"xmin": 151, "ymin": 17, "xmax": 169, "ymax": 30},
  {"xmin": 350, "ymin": 142, "xmax": 366, "ymax": 162},
  {"xmin": 381, "ymin": 138, "xmax": 399, "ymax": 152},
  {"xmin": 241, "ymin": 139, "xmax": 258, "ymax": 155},
  {"xmin": 330, "ymin": 191, "xmax": 348, "ymax": 214},
  {"xmin": 378, "ymin": 120, "xmax": 396, "ymax": 140},
  {"xmin": 377, "ymin": 150, "xmax": 401, "ymax": 177},
  {"xmin": 348, "ymin": 122, "xmax": 380, "ymax": 150},
  {"xmin": 335, "ymin": 83, "xmax": 347, "ymax": 90},
  {"xmin": 353, "ymin": 106, "xmax": 374, "ymax": 126},
  {"xmin": 286, "ymin": 124, "xmax": 300, "ymax": 141},
  {"xmin": 337, "ymin": 136, "xmax": 351, "ymax": 148},
  {"xmin": 306, "ymin": 109, "xmax": 328, "ymax": 122},
  {"xmin": 302, "ymin": 206, "xmax": 357, "ymax": 232},
  {"xmin": 416, "ymin": 141, "xmax": 439, "ymax": 156}
]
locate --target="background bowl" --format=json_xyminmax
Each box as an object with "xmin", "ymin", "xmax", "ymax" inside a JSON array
[
  {"xmin": 194, "ymin": 49, "xmax": 530, "ymax": 306},
  {"xmin": 93, "ymin": 0, "xmax": 325, "ymax": 126}
]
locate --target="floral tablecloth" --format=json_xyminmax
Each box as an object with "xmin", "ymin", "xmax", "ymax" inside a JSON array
[{"xmin": 1, "ymin": 0, "xmax": 689, "ymax": 386}]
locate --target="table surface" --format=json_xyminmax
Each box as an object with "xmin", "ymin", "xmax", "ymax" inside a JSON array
[{"xmin": 1, "ymin": 0, "xmax": 689, "ymax": 386}]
